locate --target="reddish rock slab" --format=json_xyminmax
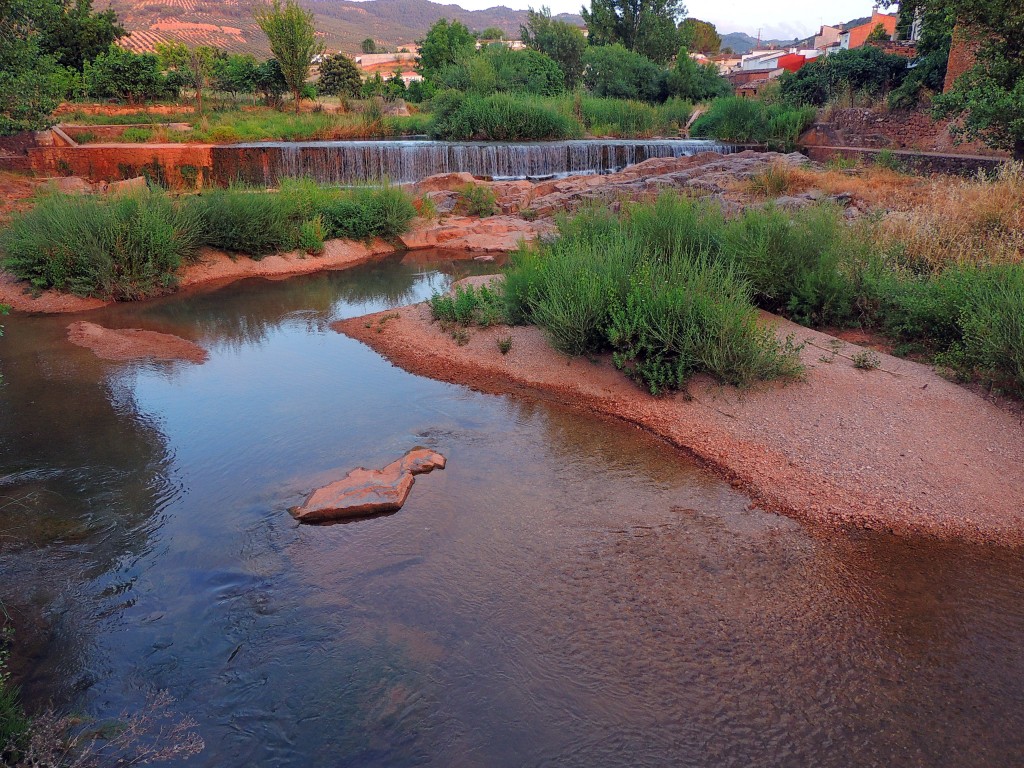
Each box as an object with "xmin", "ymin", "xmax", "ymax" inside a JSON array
[
  {"xmin": 67, "ymin": 321, "xmax": 208, "ymax": 363},
  {"xmin": 290, "ymin": 449, "xmax": 446, "ymax": 523}
]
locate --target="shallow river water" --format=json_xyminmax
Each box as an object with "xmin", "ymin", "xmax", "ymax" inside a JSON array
[{"xmin": 1, "ymin": 255, "xmax": 1023, "ymax": 767}]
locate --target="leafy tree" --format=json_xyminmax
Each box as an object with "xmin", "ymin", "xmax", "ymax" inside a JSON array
[
  {"xmin": 438, "ymin": 55, "xmax": 497, "ymax": 94},
  {"xmin": 582, "ymin": 0, "xmax": 686, "ymax": 64},
  {"xmin": 865, "ymin": 23, "xmax": 891, "ymax": 43},
  {"xmin": 0, "ymin": 0, "xmax": 64, "ymax": 134},
  {"xmin": 254, "ymin": 0, "xmax": 323, "ymax": 112},
  {"xmin": 887, "ymin": 1, "xmax": 952, "ymax": 109},
  {"xmin": 582, "ymin": 43, "xmax": 667, "ymax": 102},
  {"xmin": 361, "ymin": 37, "xmax": 376, "ymax": 54},
  {"xmin": 678, "ymin": 17, "xmax": 720, "ymax": 54},
  {"xmin": 317, "ymin": 52, "xmax": 361, "ymax": 97},
  {"xmin": 520, "ymin": 6, "xmax": 586, "ymax": 88},
  {"xmin": 779, "ymin": 46, "xmax": 910, "ymax": 106},
  {"xmin": 383, "ymin": 71, "xmax": 407, "ymax": 100},
  {"xmin": 86, "ymin": 45, "xmax": 170, "ymax": 104},
  {"xmin": 479, "ymin": 26, "xmax": 505, "ymax": 40},
  {"xmin": 910, "ymin": 0, "xmax": 1024, "ymax": 159},
  {"xmin": 156, "ymin": 41, "xmax": 219, "ymax": 112},
  {"xmin": 254, "ymin": 57, "xmax": 288, "ymax": 107},
  {"xmin": 417, "ymin": 18, "xmax": 476, "ymax": 79},
  {"xmin": 486, "ymin": 46, "xmax": 564, "ymax": 95},
  {"xmin": 361, "ymin": 71, "xmax": 385, "ymax": 98},
  {"xmin": 36, "ymin": 0, "xmax": 124, "ymax": 71},
  {"xmin": 667, "ymin": 46, "xmax": 730, "ymax": 100},
  {"xmin": 214, "ymin": 53, "xmax": 259, "ymax": 97}
]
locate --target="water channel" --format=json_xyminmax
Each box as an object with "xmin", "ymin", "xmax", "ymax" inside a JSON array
[{"xmin": 1, "ymin": 254, "xmax": 1022, "ymax": 766}]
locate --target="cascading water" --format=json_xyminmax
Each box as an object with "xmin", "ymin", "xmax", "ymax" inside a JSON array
[{"xmin": 210, "ymin": 139, "xmax": 733, "ymax": 186}]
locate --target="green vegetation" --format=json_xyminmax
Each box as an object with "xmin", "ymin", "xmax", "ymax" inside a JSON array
[
  {"xmin": 0, "ymin": 625, "xmax": 28, "ymax": 756},
  {"xmin": 583, "ymin": 0, "xmax": 688, "ymax": 64},
  {"xmin": 0, "ymin": 182, "xmax": 416, "ymax": 299},
  {"xmin": 0, "ymin": 188, "xmax": 202, "ymax": 300},
  {"xmin": 679, "ymin": 18, "xmax": 722, "ymax": 55},
  {"xmin": 667, "ymin": 46, "xmax": 732, "ymax": 101},
  {"xmin": 254, "ymin": 0, "xmax": 323, "ymax": 113},
  {"xmin": 429, "ymin": 90, "xmax": 581, "ymax": 141},
  {"xmin": 583, "ymin": 44, "xmax": 668, "ymax": 103},
  {"xmin": 416, "ymin": 18, "xmax": 477, "ymax": 80},
  {"xmin": 520, "ymin": 6, "xmax": 587, "ymax": 89},
  {"xmin": 457, "ymin": 184, "xmax": 498, "ymax": 217},
  {"xmin": 501, "ymin": 198, "xmax": 805, "ymax": 393},
  {"xmin": 779, "ymin": 46, "xmax": 911, "ymax": 107},
  {"xmin": 429, "ymin": 282, "xmax": 506, "ymax": 327},
  {"xmin": 317, "ymin": 53, "xmax": 362, "ymax": 98},
  {"xmin": 691, "ymin": 97, "xmax": 816, "ymax": 150}
]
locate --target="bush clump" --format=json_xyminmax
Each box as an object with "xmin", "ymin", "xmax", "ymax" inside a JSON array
[
  {"xmin": 429, "ymin": 90, "xmax": 582, "ymax": 141},
  {"xmin": 1, "ymin": 188, "xmax": 201, "ymax": 300},
  {"xmin": 1, "ymin": 181, "xmax": 417, "ymax": 297},
  {"xmin": 691, "ymin": 97, "xmax": 816, "ymax": 151}
]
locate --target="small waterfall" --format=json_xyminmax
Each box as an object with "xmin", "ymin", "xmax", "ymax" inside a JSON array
[{"xmin": 210, "ymin": 139, "xmax": 733, "ymax": 187}]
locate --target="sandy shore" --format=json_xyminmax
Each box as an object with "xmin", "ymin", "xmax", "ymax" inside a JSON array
[
  {"xmin": 335, "ymin": 301, "xmax": 1024, "ymax": 545},
  {"xmin": 0, "ymin": 238, "xmax": 397, "ymax": 314}
]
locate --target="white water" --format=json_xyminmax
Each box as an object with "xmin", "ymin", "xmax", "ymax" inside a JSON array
[{"xmin": 216, "ymin": 139, "xmax": 732, "ymax": 185}]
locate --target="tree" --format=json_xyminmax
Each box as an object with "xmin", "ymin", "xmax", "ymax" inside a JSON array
[
  {"xmin": 361, "ymin": 37, "xmax": 376, "ymax": 54},
  {"xmin": 36, "ymin": 0, "xmax": 124, "ymax": 71},
  {"xmin": 86, "ymin": 45, "xmax": 169, "ymax": 104},
  {"xmin": 865, "ymin": 23, "xmax": 891, "ymax": 43},
  {"xmin": 779, "ymin": 46, "xmax": 910, "ymax": 106},
  {"xmin": 678, "ymin": 17, "xmax": 720, "ymax": 54},
  {"xmin": 487, "ymin": 46, "xmax": 564, "ymax": 95},
  {"xmin": 253, "ymin": 57, "xmax": 288, "ymax": 107},
  {"xmin": 905, "ymin": 0, "xmax": 1024, "ymax": 159},
  {"xmin": 254, "ymin": 0, "xmax": 323, "ymax": 112},
  {"xmin": 417, "ymin": 18, "xmax": 476, "ymax": 79},
  {"xmin": 520, "ymin": 6, "xmax": 586, "ymax": 88},
  {"xmin": 582, "ymin": 0, "xmax": 686, "ymax": 64},
  {"xmin": 479, "ymin": 26, "xmax": 505, "ymax": 40},
  {"xmin": 667, "ymin": 46, "xmax": 730, "ymax": 100},
  {"xmin": 1, "ymin": 0, "xmax": 64, "ymax": 134},
  {"xmin": 582, "ymin": 44, "xmax": 667, "ymax": 102},
  {"xmin": 317, "ymin": 52, "xmax": 361, "ymax": 97},
  {"xmin": 214, "ymin": 53, "xmax": 259, "ymax": 98},
  {"xmin": 156, "ymin": 41, "xmax": 219, "ymax": 112}
]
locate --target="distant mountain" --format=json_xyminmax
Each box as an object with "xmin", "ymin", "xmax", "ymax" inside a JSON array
[
  {"xmin": 104, "ymin": 0, "xmax": 584, "ymax": 57},
  {"xmin": 720, "ymin": 15, "xmax": 876, "ymax": 55}
]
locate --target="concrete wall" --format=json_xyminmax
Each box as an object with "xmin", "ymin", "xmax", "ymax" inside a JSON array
[
  {"xmin": 28, "ymin": 144, "xmax": 214, "ymax": 189},
  {"xmin": 804, "ymin": 145, "xmax": 1005, "ymax": 176}
]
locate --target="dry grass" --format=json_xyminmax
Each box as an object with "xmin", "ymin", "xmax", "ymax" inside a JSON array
[{"xmin": 780, "ymin": 162, "xmax": 1024, "ymax": 268}]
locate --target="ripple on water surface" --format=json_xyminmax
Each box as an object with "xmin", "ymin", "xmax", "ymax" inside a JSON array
[{"xmin": 0, "ymin": 256, "xmax": 1022, "ymax": 767}]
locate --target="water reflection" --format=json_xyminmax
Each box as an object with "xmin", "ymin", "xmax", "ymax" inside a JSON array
[{"xmin": 0, "ymin": 260, "xmax": 1021, "ymax": 767}]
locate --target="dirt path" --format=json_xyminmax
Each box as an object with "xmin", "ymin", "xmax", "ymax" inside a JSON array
[{"xmin": 335, "ymin": 303, "xmax": 1024, "ymax": 545}]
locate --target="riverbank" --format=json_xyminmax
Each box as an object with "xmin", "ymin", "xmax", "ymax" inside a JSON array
[{"xmin": 335, "ymin": 299, "xmax": 1024, "ymax": 545}]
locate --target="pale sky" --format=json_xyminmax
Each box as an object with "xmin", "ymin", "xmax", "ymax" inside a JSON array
[{"xmin": 434, "ymin": 0, "xmax": 884, "ymax": 40}]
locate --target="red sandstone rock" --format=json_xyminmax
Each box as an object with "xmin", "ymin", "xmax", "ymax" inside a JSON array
[
  {"xmin": 106, "ymin": 176, "xmax": 148, "ymax": 194},
  {"xmin": 290, "ymin": 448, "xmax": 446, "ymax": 523},
  {"xmin": 414, "ymin": 172, "xmax": 478, "ymax": 195},
  {"xmin": 67, "ymin": 321, "xmax": 208, "ymax": 362}
]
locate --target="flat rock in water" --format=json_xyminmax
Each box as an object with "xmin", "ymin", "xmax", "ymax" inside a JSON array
[{"xmin": 290, "ymin": 448, "xmax": 445, "ymax": 523}]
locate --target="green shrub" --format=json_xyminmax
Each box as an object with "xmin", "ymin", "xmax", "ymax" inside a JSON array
[
  {"xmin": 429, "ymin": 282, "xmax": 506, "ymax": 326},
  {"xmin": 691, "ymin": 97, "xmax": 815, "ymax": 150},
  {"xmin": 502, "ymin": 196, "xmax": 805, "ymax": 392},
  {"xmin": 121, "ymin": 127, "xmax": 153, "ymax": 143},
  {"xmin": 429, "ymin": 90, "xmax": 582, "ymax": 141},
  {"xmin": 298, "ymin": 215, "xmax": 325, "ymax": 254},
  {"xmin": 188, "ymin": 186, "xmax": 295, "ymax": 257},
  {"xmin": 1, "ymin": 189, "xmax": 201, "ymax": 299},
  {"xmin": 779, "ymin": 47, "xmax": 911, "ymax": 107},
  {"xmin": 582, "ymin": 44, "xmax": 667, "ymax": 103},
  {"xmin": 958, "ymin": 265, "xmax": 1024, "ymax": 394},
  {"xmin": 873, "ymin": 149, "xmax": 904, "ymax": 171},
  {"xmin": 457, "ymin": 184, "xmax": 498, "ymax": 217}
]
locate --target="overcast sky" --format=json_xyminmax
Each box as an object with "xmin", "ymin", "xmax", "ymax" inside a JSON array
[{"xmin": 438, "ymin": 0, "xmax": 885, "ymax": 40}]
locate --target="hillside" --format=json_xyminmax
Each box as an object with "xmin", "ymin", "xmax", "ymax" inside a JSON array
[
  {"xmin": 103, "ymin": 0, "xmax": 584, "ymax": 56},
  {"xmin": 720, "ymin": 15, "xmax": 873, "ymax": 54}
]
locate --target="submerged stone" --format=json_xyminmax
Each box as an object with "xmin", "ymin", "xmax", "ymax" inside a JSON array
[{"xmin": 290, "ymin": 449, "xmax": 445, "ymax": 523}]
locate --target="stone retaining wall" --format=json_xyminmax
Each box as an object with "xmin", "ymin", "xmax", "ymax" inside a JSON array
[
  {"xmin": 804, "ymin": 145, "xmax": 1005, "ymax": 176},
  {"xmin": 27, "ymin": 143, "xmax": 214, "ymax": 188}
]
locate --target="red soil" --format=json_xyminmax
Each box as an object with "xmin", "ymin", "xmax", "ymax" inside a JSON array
[
  {"xmin": 67, "ymin": 320, "xmax": 208, "ymax": 363},
  {"xmin": 334, "ymin": 300, "xmax": 1024, "ymax": 546}
]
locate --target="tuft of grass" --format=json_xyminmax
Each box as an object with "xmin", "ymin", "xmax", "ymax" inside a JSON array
[
  {"xmin": 457, "ymin": 184, "xmax": 498, "ymax": 218},
  {"xmin": 429, "ymin": 90, "xmax": 582, "ymax": 141},
  {"xmin": 691, "ymin": 97, "xmax": 816, "ymax": 151},
  {"xmin": 497, "ymin": 335, "xmax": 513, "ymax": 354},
  {"xmin": 429, "ymin": 282, "xmax": 506, "ymax": 327},
  {"xmin": 748, "ymin": 163, "xmax": 796, "ymax": 197},
  {"xmin": 0, "ymin": 188, "xmax": 202, "ymax": 300},
  {"xmin": 121, "ymin": 126, "xmax": 154, "ymax": 143},
  {"xmin": 851, "ymin": 349, "xmax": 881, "ymax": 370}
]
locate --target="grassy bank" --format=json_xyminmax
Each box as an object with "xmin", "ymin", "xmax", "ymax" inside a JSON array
[
  {"xmin": 428, "ymin": 92, "xmax": 695, "ymax": 141},
  {"xmin": 498, "ymin": 191, "xmax": 1024, "ymax": 396},
  {"xmin": 61, "ymin": 106, "xmax": 432, "ymax": 143},
  {"xmin": 691, "ymin": 97, "xmax": 816, "ymax": 151},
  {"xmin": 0, "ymin": 182, "xmax": 417, "ymax": 300}
]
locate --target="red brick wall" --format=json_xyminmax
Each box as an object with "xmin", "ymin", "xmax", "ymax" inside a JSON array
[{"xmin": 944, "ymin": 25, "xmax": 980, "ymax": 93}]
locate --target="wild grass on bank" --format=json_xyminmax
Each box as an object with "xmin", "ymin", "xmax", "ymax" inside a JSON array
[
  {"xmin": 0, "ymin": 181, "xmax": 417, "ymax": 298},
  {"xmin": 691, "ymin": 97, "xmax": 816, "ymax": 151},
  {"xmin": 429, "ymin": 90, "xmax": 582, "ymax": 142}
]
